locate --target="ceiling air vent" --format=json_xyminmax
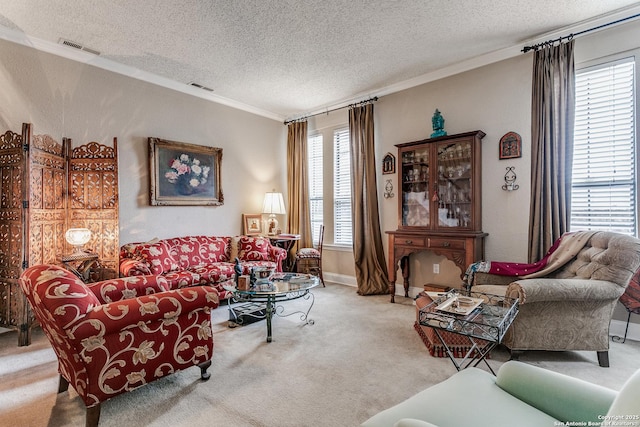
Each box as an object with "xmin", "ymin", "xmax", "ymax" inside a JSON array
[
  {"xmin": 58, "ymin": 38, "xmax": 100, "ymax": 55},
  {"xmin": 188, "ymin": 82, "xmax": 214, "ymax": 92}
]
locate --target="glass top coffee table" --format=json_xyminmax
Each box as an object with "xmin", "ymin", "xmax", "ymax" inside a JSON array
[
  {"xmin": 418, "ymin": 289, "xmax": 519, "ymax": 375},
  {"xmin": 225, "ymin": 273, "xmax": 320, "ymax": 342}
]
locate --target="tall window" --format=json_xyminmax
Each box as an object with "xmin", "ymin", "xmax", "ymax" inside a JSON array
[
  {"xmin": 333, "ymin": 128, "xmax": 352, "ymax": 245},
  {"xmin": 571, "ymin": 58, "xmax": 636, "ymax": 235},
  {"xmin": 307, "ymin": 134, "xmax": 323, "ymax": 244}
]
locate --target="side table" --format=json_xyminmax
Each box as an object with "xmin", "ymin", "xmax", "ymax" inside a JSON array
[
  {"xmin": 59, "ymin": 251, "xmax": 100, "ymax": 283},
  {"xmin": 386, "ymin": 230, "xmax": 487, "ymax": 303},
  {"xmin": 268, "ymin": 234, "xmax": 300, "ymax": 272},
  {"xmin": 418, "ymin": 290, "xmax": 518, "ymax": 375}
]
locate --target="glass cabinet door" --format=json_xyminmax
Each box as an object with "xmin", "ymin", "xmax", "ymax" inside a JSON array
[
  {"xmin": 436, "ymin": 140, "xmax": 472, "ymax": 229},
  {"xmin": 401, "ymin": 147, "xmax": 430, "ymax": 227}
]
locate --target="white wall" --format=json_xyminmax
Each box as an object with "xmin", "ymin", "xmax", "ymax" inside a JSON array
[
  {"xmin": 377, "ymin": 53, "xmax": 533, "ymax": 292},
  {"xmin": 313, "ymin": 20, "xmax": 640, "ymax": 310},
  {"xmin": 2, "ymin": 19, "xmax": 639, "ymax": 329},
  {"xmin": 0, "ymin": 39, "xmax": 286, "ymax": 244},
  {"xmin": 310, "ymin": 53, "xmax": 533, "ymax": 290}
]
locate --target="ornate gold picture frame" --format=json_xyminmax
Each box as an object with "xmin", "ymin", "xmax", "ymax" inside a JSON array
[{"xmin": 149, "ymin": 137, "xmax": 223, "ymax": 206}]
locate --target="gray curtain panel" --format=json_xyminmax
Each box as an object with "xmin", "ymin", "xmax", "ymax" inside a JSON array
[
  {"xmin": 349, "ymin": 103, "xmax": 389, "ymax": 295},
  {"xmin": 286, "ymin": 121, "xmax": 312, "ymax": 249},
  {"xmin": 528, "ymin": 40, "xmax": 575, "ymax": 263}
]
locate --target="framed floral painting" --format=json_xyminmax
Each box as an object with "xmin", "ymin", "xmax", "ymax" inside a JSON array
[{"xmin": 149, "ymin": 137, "xmax": 223, "ymax": 206}]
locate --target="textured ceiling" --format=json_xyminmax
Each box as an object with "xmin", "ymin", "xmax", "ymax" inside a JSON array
[{"xmin": 1, "ymin": 1, "xmax": 640, "ymax": 121}]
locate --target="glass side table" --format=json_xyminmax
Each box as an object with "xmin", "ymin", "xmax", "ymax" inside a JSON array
[{"xmin": 418, "ymin": 289, "xmax": 519, "ymax": 375}]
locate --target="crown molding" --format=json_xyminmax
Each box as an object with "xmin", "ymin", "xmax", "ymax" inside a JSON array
[
  {"xmin": 3, "ymin": 3, "xmax": 639, "ymax": 126},
  {"xmin": 0, "ymin": 26, "xmax": 285, "ymax": 122},
  {"xmin": 292, "ymin": 4, "xmax": 640, "ymax": 122}
]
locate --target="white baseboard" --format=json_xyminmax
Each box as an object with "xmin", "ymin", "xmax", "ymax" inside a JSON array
[
  {"xmin": 326, "ymin": 278, "xmax": 640, "ymax": 343},
  {"xmin": 324, "ymin": 272, "xmax": 357, "ymax": 287}
]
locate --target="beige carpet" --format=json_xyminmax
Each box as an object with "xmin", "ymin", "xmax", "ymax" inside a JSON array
[{"xmin": 1, "ymin": 283, "xmax": 639, "ymax": 427}]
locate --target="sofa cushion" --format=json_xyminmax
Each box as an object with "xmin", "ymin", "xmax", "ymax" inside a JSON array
[
  {"xmin": 361, "ymin": 367, "xmax": 559, "ymax": 427},
  {"xmin": 120, "ymin": 237, "xmax": 159, "ymax": 259},
  {"xmin": 297, "ymin": 247, "xmax": 321, "ymax": 259},
  {"xmin": 606, "ymin": 368, "xmax": 640, "ymax": 418},
  {"xmin": 560, "ymin": 232, "xmax": 640, "ymax": 286},
  {"xmin": 138, "ymin": 241, "xmax": 179, "ymax": 275},
  {"xmin": 495, "ymin": 361, "xmax": 615, "ymax": 423},
  {"xmin": 165, "ymin": 236, "xmax": 231, "ymax": 269},
  {"xmin": 189, "ymin": 263, "xmax": 235, "ymax": 284},
  {"xmin": 119, "ymin": 258, "xmax": 152, "ymax": 276},
  {"xmin": 230, "ymin": 236, "xmax": 240, "ymax": 260},
  {"xmin": 162, "ymin": 270, "xmax": 204, "ymax": 289},
  {"xmin": 238, "ymin": 236, "xmax": 271, "ymax": 261}
]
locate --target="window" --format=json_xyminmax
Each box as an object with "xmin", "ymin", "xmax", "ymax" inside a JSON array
[
  {"xmin": 307, "ymin": 134, "xmax": 323, "ymax": 244},
  {"xmin": 333, "ymin": 128, "xmax": 352, "ymax": 245},
  {"xmin": 571, "ymin": 58, "xmax": 636, "ymax": 235}
]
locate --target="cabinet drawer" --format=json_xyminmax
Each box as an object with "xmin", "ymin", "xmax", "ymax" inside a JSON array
[
  {"xmin": 394, "ymin": 236, "xmax": 426, "ymax": 247},
  {"xmin": 428, "ymin": 237, "xmax": 465, "ymax": 250}
]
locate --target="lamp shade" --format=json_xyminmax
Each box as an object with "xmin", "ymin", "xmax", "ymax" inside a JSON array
[
  {"xmin": 262, "ymin": 192, "xmax": 286, "ymax": 215},
  {"xmin": 65, "ymin": 228, "xmax": 92, "ymax": 247}
]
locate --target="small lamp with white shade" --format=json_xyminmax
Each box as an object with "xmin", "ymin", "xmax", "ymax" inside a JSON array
[
  {"xmin": 65, "ymin": 228, "xmax": 92, "ymax": 254},
  {"xmin": 262, "ymin": 190, "xmax": 286, "ymax": 235}
]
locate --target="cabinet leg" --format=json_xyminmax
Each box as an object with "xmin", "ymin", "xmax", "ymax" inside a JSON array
[
  {"xmin": 401, "ymin": 256, "xmax": 410, "ymax": 298},
  {"xmin": 389, "ymin": 286, "xmax": 395, "ymax": 303}
]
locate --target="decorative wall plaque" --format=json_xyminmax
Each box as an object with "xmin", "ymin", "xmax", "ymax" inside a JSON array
[
  {"xmin": 499, "ymin": 131, "xmax": 522, "ymax": 159},
  {"xmin": 382, "ymin": 152, "xmax": 395, "ymax": 174}
]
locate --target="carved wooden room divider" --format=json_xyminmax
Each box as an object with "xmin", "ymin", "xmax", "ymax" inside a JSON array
[
  {"xmin": 0, "ymin": 124, "xmax": 119, "ymax": 346},
  {"xmin": 0, "ymin": 123, "xmax": 66, "ymax": 346},
  {"xmin": 67, "ymin": 139, "xmax": 119, "ymax": 276}
]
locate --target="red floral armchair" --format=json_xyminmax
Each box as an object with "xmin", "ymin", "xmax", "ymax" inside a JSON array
[{"xmin": 19, "ymin": 265, "xmax": 219, "ymax": 427}]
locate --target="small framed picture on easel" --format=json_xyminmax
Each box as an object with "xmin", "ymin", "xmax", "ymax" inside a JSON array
[{"xmin": 243, "ymin": 214, "xmax": 263, "ymax": 235}]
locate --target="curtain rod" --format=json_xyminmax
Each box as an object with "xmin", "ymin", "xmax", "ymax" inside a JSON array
[
  {"xmin": 284, "ymin": 96, "xmax": 378, "ymax": 125},
  {"xmin": 522, "ymin": 12, "xmax": 640, "ymax": 53}
]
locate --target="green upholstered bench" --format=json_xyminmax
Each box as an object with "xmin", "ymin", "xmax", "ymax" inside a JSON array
[{"xmin": 361, "ymin": 361, "xmax": 639, "ymax": 427}]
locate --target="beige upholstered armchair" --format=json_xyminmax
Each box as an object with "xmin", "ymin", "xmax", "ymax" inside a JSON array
[{"xmin": 469, "ymin": 231, "xmax": 640, "ymax": 367}]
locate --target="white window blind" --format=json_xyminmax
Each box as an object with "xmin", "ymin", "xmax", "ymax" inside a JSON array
[
  {"xmin": 333, "ymin": 128, "xmax": 352, "ymax": 245},
  {"xmin": 571, "ymin": 58, "xmax": 636, "ymax": 235},
  {"xmin": 307, "ymin": 134, "xmax": 323, "ymax": 244}
]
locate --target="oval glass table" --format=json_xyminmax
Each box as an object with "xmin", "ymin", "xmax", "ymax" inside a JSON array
[{"xmin": 224, "ymin": 273, "xmax": 320, "ymax": 342}]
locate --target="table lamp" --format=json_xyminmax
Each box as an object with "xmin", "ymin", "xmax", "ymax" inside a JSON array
[
  {"xmin": 65, "ymin": 227, "xmax": 92, "ymax": 254},
  {"xmin": 262, "ymin": 190, "xmax": 286, "ymax": 235}
]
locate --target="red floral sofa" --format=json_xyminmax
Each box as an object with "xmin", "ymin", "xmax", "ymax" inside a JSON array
[
  {"xmin": 119, "ymin": 235, "xmax": 287, "ymax": 299},
  {"xmin": 19, "ymin": 264, "xmax": 219, "ymax": 427}
]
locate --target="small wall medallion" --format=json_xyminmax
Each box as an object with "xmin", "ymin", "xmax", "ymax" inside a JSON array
[
  {"xmin": 382, "ymin": 152, "xmax": 396, "ymax": 174},
  {"xmin": 499, "ymin": 131, "xmax": 522, "ymax": 159}
]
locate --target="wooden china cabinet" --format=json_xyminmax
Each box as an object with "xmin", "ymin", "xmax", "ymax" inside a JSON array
[{"xmin": 386, "ymin": 130, "xmax": 487, "ymax": 302}]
